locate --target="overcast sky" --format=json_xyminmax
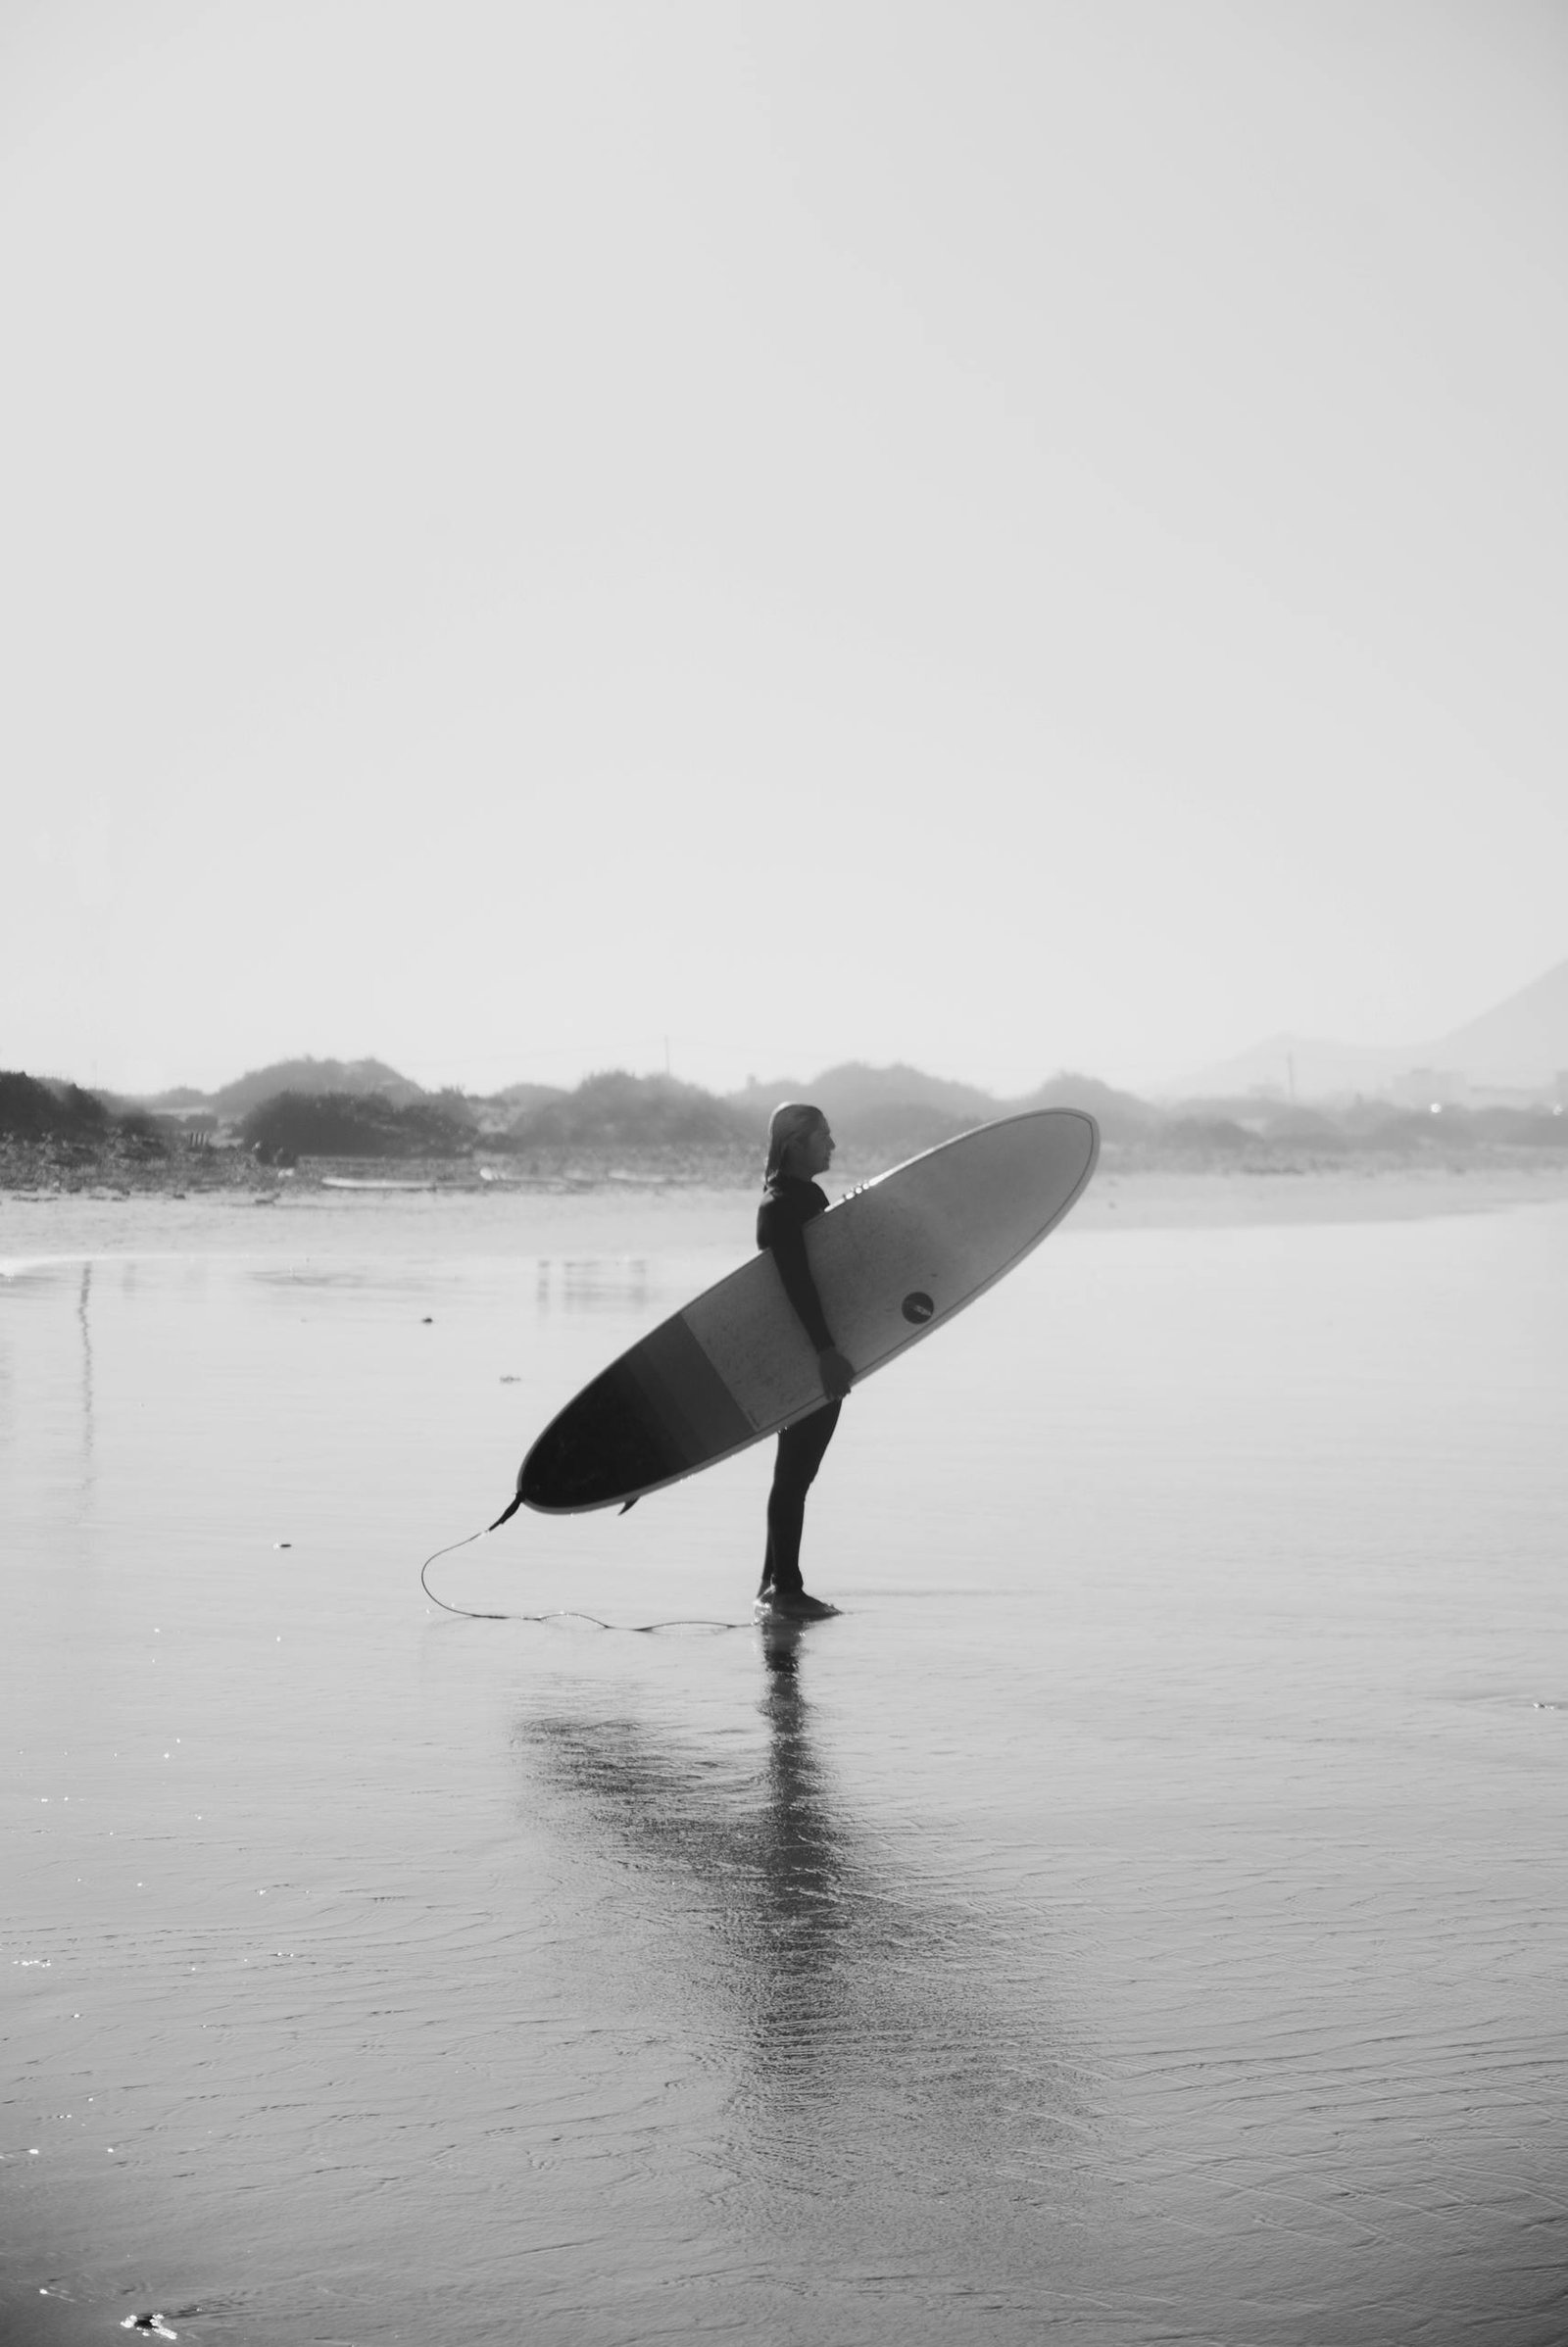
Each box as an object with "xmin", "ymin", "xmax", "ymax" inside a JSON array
[{"xmin": 3, "ymin": 0, "xmax": 1564, "ymax": 1098}]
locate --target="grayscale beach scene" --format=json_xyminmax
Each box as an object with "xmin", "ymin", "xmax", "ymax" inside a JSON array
[
  {"xmin": 5, "ymin": 1175, "xmax": 1567, "ymax": 2344},
  {"xmin": 6, "ymin": 2, "xmax": 1566, "ymax": 2339}
]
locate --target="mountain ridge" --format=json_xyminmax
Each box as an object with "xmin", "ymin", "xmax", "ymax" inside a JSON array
[
  {"xmin": 1170, "ymin": 958, "xmax": 1568, "ymax": 1100},
  {"xmin": 70, "ymin": 955, "xmax": 1568, "ymax": 1129}
]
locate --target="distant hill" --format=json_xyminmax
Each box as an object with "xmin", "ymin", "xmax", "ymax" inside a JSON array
[
  {"xmin": 123, "ymin": 1054, "xmax": 1146, "ymax": 1151},
  {"xmin": 729, "ymin": 1062, "xmax": 992, "ymax": 1115},
  {"xmin": 1172, "ymin": 957, "xmax": 1568, "ymax": 1100},
  {"xmin": 1012, "ymin": 1071, "xmax": 1159, "ymax": 1143},
  {"xmin": 1, "ymin": 1070, "xmax": 113, "ymax": 1141},
  {"xmin": 727, "ymin": 1061, "xmax": 1140, "ymax": 1152},
  {"xmin": 483, "ymin": 1080, "xmax": 568, "ymax": 1111},
  {"xmin": 804, "ymin": 1061, "xmax": 997, "ymax": 1120},
  {"xmin": 728, "ymin": 1061, "xmax": 997, "ymax": 1154},
  {"xmin": 241, "ymin": 1090, "xmax": 473, "ymax": 1160},
  {"xmin": 725, "ymin": 1076, "xmax": 806, "ymax": 1124},
  {"xmin": 1434, "ymin": 957, "xmax": 1568, "ymax": 1086},
  {"xmin": 504, "ymin": 1071, "xmax": 752, "ymax": 1150},
  {"xmin": 0, "ymin": 1071, "xmax": 178, "ymax": 1151},
  {"xmin": 137, "ymin": 1085, "xmax": 211, "ymax": 1111},
  {"xmin": 11, "ymin": 1050, "xmax": 1565, "ymax": 1178},
  {"xmin": 466, "ymin": 1078, "xmax": 569, "ymax": 1139},
  {"xmin": 798, "ymin": 1063, "xmax": 998, "ymax": 1154},
  {"xmin": 211, "ymin": 1056, "xmax": 426, "ymax": 1117},
  {"xmin": 1169, "ymin": 1032, "xmax": 1431, "ymax": 1101}
]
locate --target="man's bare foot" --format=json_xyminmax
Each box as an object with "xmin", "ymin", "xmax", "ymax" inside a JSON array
[{"xmin": 757, "ymin": 1589, "xmax": 840, "ymax": 1620}]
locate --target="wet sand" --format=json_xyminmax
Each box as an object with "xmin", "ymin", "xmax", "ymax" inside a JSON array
[{"xmin": 4, "ymin": 1182, "xmax": 1568, "ymax": 2342}]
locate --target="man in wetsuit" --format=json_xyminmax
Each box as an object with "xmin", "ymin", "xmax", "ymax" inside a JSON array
[{"xmin": 756, "ymin": 1102, "xmax": 854, "ymax": 1619}]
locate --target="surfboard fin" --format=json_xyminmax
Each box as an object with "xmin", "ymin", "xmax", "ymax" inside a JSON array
[{"xmin": 618, "ymin": 1497, "xmax": 638, "ymax": 1514}]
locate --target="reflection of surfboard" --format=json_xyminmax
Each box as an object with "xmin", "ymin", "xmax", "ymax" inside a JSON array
[{"xmin": 510, "ymin": 1110, "xmax": 1099, "ymax": 1515}]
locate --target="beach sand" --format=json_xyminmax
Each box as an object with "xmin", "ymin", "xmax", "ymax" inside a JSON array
[
  {"xmin": 4, "ymin": 1154, "xmax": 1568, "ymax": 1270},
  {"xmin": 4, "ymin": 1173, "xmax": 1567, "ymax": 2342}
]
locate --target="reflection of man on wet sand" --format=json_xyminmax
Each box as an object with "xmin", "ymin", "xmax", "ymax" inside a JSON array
[
  {"xmin": 756, "ymin": 1102, "xmax": 854, "ymax": 1622},
  {"xmin": 513, "ymin": 1644, "xmax": 1086, "ymax": 2290}
]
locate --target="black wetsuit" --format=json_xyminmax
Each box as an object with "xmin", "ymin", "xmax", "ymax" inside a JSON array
[{"xmin": 757, "ymin": 1175, "xmax": 841, "ymax": 1596}]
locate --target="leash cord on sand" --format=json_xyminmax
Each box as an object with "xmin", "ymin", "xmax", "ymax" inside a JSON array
[{"xmin": 418, "ymin": 1523, "xmax": 751, "ymax": 1634}]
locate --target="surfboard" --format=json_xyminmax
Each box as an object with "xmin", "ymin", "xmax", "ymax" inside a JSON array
[{"xmin": 509, "ymin": 1108, "xmax": 1099, "ymax": 1515}]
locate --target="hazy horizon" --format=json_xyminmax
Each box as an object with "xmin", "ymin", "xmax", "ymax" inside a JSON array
[
  {"xmin": 4, "ymin": 2, "xmax": 1565, "ymax": 1100},
  {"xmin": 19, "ymin": 941, "xmax": 1568, "ymax": 1107}
]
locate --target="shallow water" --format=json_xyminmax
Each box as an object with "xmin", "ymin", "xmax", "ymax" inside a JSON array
[{"xmin": 4, "ymin": 1197, "xmax": 1567, "ymax": 2344}]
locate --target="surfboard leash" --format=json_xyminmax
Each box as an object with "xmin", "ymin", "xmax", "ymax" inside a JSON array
[
  {"xmin": 419, "ymin": 1525, "xmax": 511, "ymax": 1620},
  {"xmin": 417, "ymin": 1519, "xmax": 752, "ymax": 1634}
]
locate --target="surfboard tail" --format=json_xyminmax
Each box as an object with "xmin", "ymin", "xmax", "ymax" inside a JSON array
[{"xmin": 487, "ymin": 1482, "xmax": 639, "ymax": 1529}]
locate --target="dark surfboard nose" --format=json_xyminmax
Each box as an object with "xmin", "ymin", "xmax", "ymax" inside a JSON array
[
  {"xmin": 521, "ymin": 1314, "xmax": 755, "ymax": 1512},
  {"xmin": 519, "ymin": 1363, "xmax": 683, "ymax": 1512}
]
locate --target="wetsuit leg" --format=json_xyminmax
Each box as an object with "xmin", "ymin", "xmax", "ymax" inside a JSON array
[{"xmin": 760, "ymin": 1399, "xmax": 842, "ymax": 1596}]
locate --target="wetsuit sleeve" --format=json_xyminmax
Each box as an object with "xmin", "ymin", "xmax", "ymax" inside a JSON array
[{"xmin": 758, "ymin": 1198, "xmax": 836, "ymax": 1352}]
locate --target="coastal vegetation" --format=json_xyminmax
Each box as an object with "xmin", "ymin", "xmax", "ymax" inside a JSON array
[
  {"xmin": 1, "ymin": 1072, "xmax": 115, "ymax": 1141},
  {"xmin": 2, "ymin": 1055, "xmax": 1564, "ymax": 1197},
  {"xmin": 499, "ymin": 1072, "xmax": 752, "ymax": 1152},
  {"xmin": 241, "ymin": 1089, "xmax": 475, "ymax": 1162},
  {"xmin": 151, "ymin": 1055, "xmax": 426, "ymax": 1118},
  {"xmin": 0, "ymin": 1071, "xmax": 166, "ymax": 1149}
]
